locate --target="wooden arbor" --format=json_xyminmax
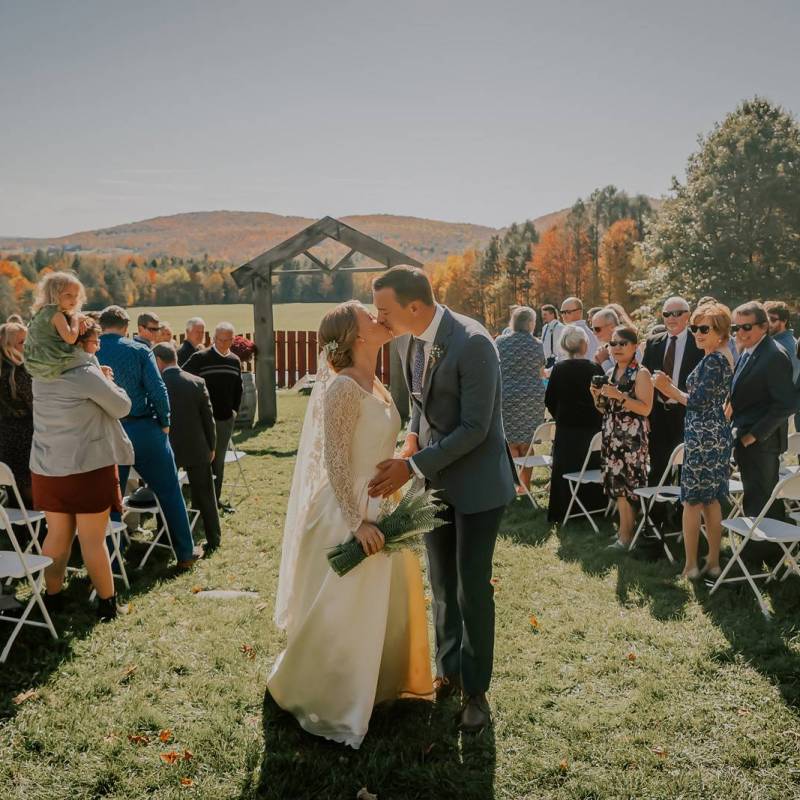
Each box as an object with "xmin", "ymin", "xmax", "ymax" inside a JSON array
[{"xmin": 232, "ymin": 216, "xmax": 423, "ymax": 426}]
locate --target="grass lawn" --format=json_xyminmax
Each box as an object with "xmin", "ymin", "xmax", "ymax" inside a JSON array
[
  {"xmin": 2, "ymin": 393, "xmax": 800, "ymax": 799},
  {"xmin": 128, "ymin": 303, "xmax": 340, "ymax": 335}
]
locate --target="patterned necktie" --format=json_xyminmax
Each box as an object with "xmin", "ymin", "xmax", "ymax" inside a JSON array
[
  {"xmin": 411, "ymin": 338, "xmax": 426, "ymax": 397},
  {"xmin": 662, "ymin": 335, "xmax": 677, "ymax": 379}
]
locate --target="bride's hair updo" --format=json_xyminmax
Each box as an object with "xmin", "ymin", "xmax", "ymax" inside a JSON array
[{"xmin": 318, "ymin": 300, "xmax": 361, "ymax": 371}]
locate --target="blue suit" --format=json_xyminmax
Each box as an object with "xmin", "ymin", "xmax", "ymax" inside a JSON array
[{"xmin": 98, "ymin": 333, "xmax": 195, "ymax": 562}]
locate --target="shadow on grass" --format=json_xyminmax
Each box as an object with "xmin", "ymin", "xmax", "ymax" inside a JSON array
[
  {"xmin": 695, "ymin": 570, "xmax": 800, "ymax": 710},
  {"xmin": 0, "ymin": 538, "xmax": 187, "ymax": 720},
  {"xmin": 240, "ymin": 691, "xmax": 496, "ymax": 800}
]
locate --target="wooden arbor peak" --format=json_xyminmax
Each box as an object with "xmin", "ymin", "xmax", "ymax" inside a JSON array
[{"xmin": 232, "ymin": 216, "xmax": 423, "ymax": 426}]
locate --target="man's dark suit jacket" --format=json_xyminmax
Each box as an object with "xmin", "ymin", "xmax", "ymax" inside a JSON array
[
  {"xmin": 642, "ymin": 330, "xmax": 704, "ymax": 393},
  {"xmin": 161, "ymin": 366, "xmax": 216, "ymax": 468},
  {"xmin": 731, "ymin": 334, "xmax": 795, "ymax": 450},
  {"xmin": 177, "ymin": 339, "xmax": 200, "ymax": 368}
]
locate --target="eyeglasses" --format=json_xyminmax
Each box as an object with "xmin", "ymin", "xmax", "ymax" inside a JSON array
[
  {"xmin": 730, "ymin": 323, "xmax": 759, "ymax": 333},
  {"xmin": 560, "ymin": 307, "xmax": 581, "ymax": 314},
  {"xmin": 145, "ymin": 326, "xmax": 160, "ymax": 333},
  {"xmin": 591, "ymin": 325, "xmax": 608, "ymax": 333},
  {"xmin": 609, "ymin": 339, "xmax": 633, "ymax": 348},
  {"xmin": 689, "ymin": 325, "xmax": 712, "ymax": 335},
  {"xmin": 662, "ymin": 310, "xmax": 688, "ymax": 318}
]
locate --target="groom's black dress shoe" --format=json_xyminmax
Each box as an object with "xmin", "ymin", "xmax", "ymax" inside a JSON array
[
  {"xmin": 458, "ymin": 693, "xmax": 491, "ymax": 733},
  {"xmin": 433, "ymin": 674, "xmax": 461, "ymax": 702}
]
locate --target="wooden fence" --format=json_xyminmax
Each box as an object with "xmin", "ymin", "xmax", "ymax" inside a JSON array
[{"xmin": 178, "ymin": 330, "xmax": 391, "ymax": 388}]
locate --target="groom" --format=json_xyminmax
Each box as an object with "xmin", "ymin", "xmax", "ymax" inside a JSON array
[{"xmin": 369, "ymin": 266, "xmax": 515, "ymax": 732}]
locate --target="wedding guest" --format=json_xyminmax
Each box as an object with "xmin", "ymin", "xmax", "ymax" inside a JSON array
[
  {"xmin": 642, "ymin": 296, "xmax": 703, "ymax": 489},
  {"xmin": 97, "ymin": 305, "xmax": 199, "ymax": 569},
  {"xmin": 607, "ymin": 303, "xmax": 635, "ymax": 328},
  {"xmin": 559, "ymin": 297, "xmax": 598, "ymax": 359},
  {"xmin": 591, "ymin": 325, "xmax": 653, "ymax": 549},
  {"xmin": 729, "ymin": 301, "xmax": 796, "ymax": 518},
  {"xmin": 764, "ymin": 301, "xmax": 800, "ymax": 381},
  {"xmin": 0, "ymin": 323, "xmax": 34, "ymax": 505},
  {"xmin": 31, "ymin": 345, "xmax": 134, "ymax": 620},
  {"xmin": 591, "ymin": 307, "xmax": 619, "ymax": 372},
  {"xmin": 154, "ymin": 343, "xmax": 222, "ymax": 554},
  {"xmin": 541, "ymin": 304, "xmax": 565, "ymax": 368},
  {"xmin": 135, "ymin": 311, "xmax": 161, "ymax": 347},
  {"xmin": 653, "ymin": 302, "xmax": 733, "ymax": 579},
  {"xmin": 185, "ymin": 322, "xmax": 243, "ymax": 508},
  {"xmin": 5, "ymin": 314, "xmax": 25, "ymax": 325},
  {"xmin": 586, "ymin": 307, "xmax": 603, "ymax": 324},
  {"xmin": 544, "ymin": 325, "xmax": 605, "ymax": 522},
  {"xmin": 496, "ymin": 306, "xmax": 546, "ymax": 493},
  {"xmin": 177, "ymin": 317, "xmax": 206, "ymax": 366},
  {"xmin": 156, "ymin": 322, "xmax": 174, "ymax": 344}
]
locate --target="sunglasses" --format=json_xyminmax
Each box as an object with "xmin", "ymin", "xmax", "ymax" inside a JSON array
[
  {"xmin": 689, "ymin": 324, "xmax": 712, "ymax": 334},
  {"xmin": 662, "ymin": 310, "xmax": 688, "ymax": 318},
  {"xmin": 730, "ymin": 323, "xmax": 759, "ymax": 333},
  {"xmin": 609, "ymin": 339, "xmax": 634, "ymax": 348}
]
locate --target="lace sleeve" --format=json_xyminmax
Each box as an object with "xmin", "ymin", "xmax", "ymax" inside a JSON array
[{"xmin": 323, "ymin": 376, "xmax": 364, "ymax": 532}]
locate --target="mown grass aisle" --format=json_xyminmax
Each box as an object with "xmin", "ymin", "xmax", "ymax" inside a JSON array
[{"xmin": 2, "ymin": 394, "xmax": 800, "ymax": 799}]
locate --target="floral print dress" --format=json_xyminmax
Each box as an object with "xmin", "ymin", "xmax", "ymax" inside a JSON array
[
  {"xmin": 681, "ymin": 350, "xmax": 732, "ymax": 505},
  {"xmin": 599, "ymin": 360, "xmax": 650, "ymax": 501}
]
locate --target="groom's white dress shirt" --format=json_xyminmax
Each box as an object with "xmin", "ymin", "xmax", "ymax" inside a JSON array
[{"xmin": 408, "ymin": 303, "xmax": 445, "ymax": 479}]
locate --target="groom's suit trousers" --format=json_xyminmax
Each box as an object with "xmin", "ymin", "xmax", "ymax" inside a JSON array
[{"xmin": 424, "ymin": 503, "xmax": 506, "ymax": 695}]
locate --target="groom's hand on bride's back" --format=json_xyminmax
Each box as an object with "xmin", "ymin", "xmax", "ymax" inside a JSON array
[{"xmin": 368, "ymin": 458, "xmax": 413, "ymax": 498}]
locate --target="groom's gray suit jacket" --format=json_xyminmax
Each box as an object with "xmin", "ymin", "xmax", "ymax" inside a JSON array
[{"xmin": 402, "ymin": 307, "xmax": 516, "ymax": 514}]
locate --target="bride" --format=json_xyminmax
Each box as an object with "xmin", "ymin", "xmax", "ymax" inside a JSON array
[{"xmin": 267, "ymin": 300, "xmax": 433, "ymax": 749}]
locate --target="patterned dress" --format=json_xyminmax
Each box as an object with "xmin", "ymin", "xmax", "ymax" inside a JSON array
[
  {"xmin": 599, "ymin": 360, "xmax": 650, "ymax": 502},
  {"xmin": 0, "ymin": 357, "xmax": 34, "ymax": 497},
  {"xmin": 496, "ymin": 332, "xmax": 546, "ymax": 443},
  {"xmin": 681, "ymin": 350, "xmax": 733, "ymax": 505}
]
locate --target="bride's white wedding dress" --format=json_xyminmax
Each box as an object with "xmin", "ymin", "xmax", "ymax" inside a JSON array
[{"xmin": 268, "ymin": 369, "xmax": 433, "ymax": 749}]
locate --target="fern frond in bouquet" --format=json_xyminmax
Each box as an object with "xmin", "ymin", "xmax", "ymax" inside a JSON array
[{"xmin": 327, "ymin": 487, "xmax": 446, "ymax": 577}]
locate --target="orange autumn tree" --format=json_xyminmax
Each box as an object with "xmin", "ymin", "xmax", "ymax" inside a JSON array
[
  {"xmin": 0, "ymin": 259, "xmax": 34, "ymax": 314},
  {"xmin": 529, "ymin": 224, "xmax": 592, "ymax": 306},
  {"xmin": 599, "ymin": 218, "xmax": 639, "ymax": 308},
  {"xmin": 429, "ymin": 250, "xmax": 482, "ymax": 319}
]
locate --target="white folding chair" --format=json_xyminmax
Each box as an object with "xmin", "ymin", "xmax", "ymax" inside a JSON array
[
  {"xmin": 709, "ymin": 472, "xmax": 800, "ymax": 617},
  {"xmin": 85, "ymin": 520, "xmax": 131, "ymax": 602},
  {"xmin": 780, "ymin": 432, "xmax": 800, "ymax": 481},
  {"xmin": 0, "ymin": 497, "xmax": 58, "ymax": 663},
  {"xmin": 224, "ymin": 440, "xmax": 251, "ymax": 498},
  {"xmin": 513, "ymin": 421, "xmax": 555, "ymax": 509},
  {"xmin": 0, "ymin": 462, "xmax": 46, "ymax": 574},
  {"xmin": 561, "ymin": 432, "xmax": 606, "ymax": 533},
  {"xmin": 630, "ymin": 444, "xmax": 683, "ymax": 561},
  {"xmin": 121, "ymin": 475, "xmax": 174, "ymax": 569},
  {"xmin": 177, "ymin": 469, "xmax": 202, "ymax": 532}
]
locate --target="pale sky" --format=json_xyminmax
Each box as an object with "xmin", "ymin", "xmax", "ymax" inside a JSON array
[{"xmin": 2, "ymin": 0, "xmax": 799, "ymax": 237}]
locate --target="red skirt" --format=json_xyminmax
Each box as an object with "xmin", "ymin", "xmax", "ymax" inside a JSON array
[{"xmin": 32, "ymin": 465, "xmax": 122, "ymax": 514}]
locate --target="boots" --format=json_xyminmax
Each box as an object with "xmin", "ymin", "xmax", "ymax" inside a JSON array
[{"xmin": 96, "ymin": 595, "xmax": 118, "ymax": 622}]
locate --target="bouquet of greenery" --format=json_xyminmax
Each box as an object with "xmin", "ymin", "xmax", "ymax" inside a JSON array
[{"xmin": 327, "ymin": 488, "xmax": 446, "ymax": 577}]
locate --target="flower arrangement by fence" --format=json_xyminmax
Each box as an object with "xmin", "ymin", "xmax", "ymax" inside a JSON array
[{"xmin": 231, "ymin": 335, "xmax": 257, "ymax": 363}]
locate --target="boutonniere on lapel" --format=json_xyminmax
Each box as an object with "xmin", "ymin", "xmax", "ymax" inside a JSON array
[{"xmin": 429, "ymin": 344, "xmax": 445, "ymax": 366}]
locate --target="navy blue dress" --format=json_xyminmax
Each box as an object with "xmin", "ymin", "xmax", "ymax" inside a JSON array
[
  {"xmin": 496, "ymin": 332, "xmax": 546, "ymax": 443},
  {"xmin": 681, "ymin": 350, "xmax": 733, "ymax": 505}
]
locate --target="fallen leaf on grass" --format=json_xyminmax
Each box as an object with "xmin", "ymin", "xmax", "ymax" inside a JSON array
[
  {"xmin": 626, "ymin": 651, "xmax": 637, "ymax": 663},
  {"xmin": 190, "ymin": 586, "xmax": 203, "ymax": 594},
  {"xmin": 240, "ymin": 644, "xmax": 257, "ymax": 659},
  {"xmin": 558, "ymin": 758, "xmax": 568, "ymax": 773},
  {"xmin": 650, "ymin": 745, "xmax": 668, "ymax": 758},
  {"xmin": 159, "ymin": 729, "xmax": 172, "ymax": 743},
  {"xmin": 128, "ymin": 734, "xmax": 150, "ymax": 745},
  {"xmin": 180, "ymin": 777, "xmax": 193, "ymax": 787},
  {"xmin": 737, "ymin": 708, "xmax": 751, "ymax": 716},
  {"xmin": 489, "ymin": 577, "xmax": 499, "ymax": 586},
  {"xmin": 183, "ymin": 749, "xmax": 194, "ymax": 761},
  {"xmin": 160, "ymin": 750, "xmax": 180, "ymax": 765},
  {"xmin": 529, "ymin": 615, "xmax": 539, "ymax": 630},
  {"xmin": 103, "ymin": 732, "xmax": 119, "ymax": 743},
  {"xmin": 12, "ymin": 689, "xmax": 38, "ymax": 705},
  {"xmin": 356, "ymin": 789, "xmax": 378, "ymax": 800},
  {"xmin": 120, "ymin": 665, "xmax": 138, "ymax": 681},
  {"xmin": 256, "ymin": 603, "xmax": 268, "ymax": 612}
]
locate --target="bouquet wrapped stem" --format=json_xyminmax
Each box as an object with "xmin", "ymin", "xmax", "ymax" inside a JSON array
[{"xmin": 328, "ymin": 487, "xmax": 446, "ymax": 577}]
